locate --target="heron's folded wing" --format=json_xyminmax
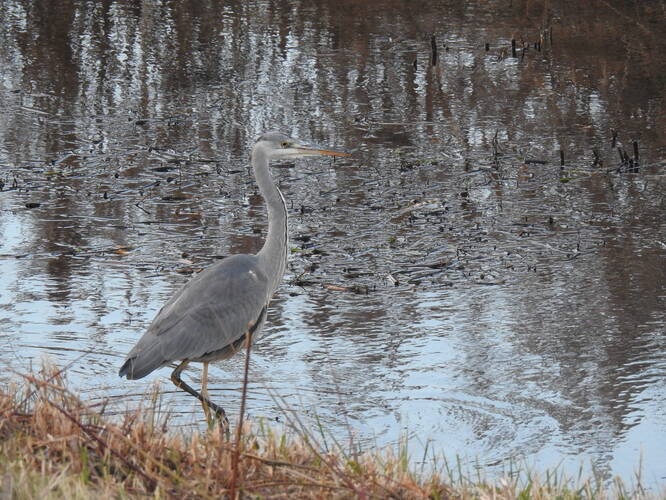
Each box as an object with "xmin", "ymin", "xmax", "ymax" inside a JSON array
[{"xmin": 123, "ymin": 254, "xmax": 270, "ymax": 376}]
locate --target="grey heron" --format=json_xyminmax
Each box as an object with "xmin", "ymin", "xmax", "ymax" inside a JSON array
[{"xmin": 119, "ymin": 131, "xmax": 350, "ymax": 425}]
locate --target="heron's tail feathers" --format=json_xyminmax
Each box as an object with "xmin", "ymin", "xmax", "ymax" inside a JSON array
[{"xmin": 118, "ymin": 345, "xmax": 165, "ymax": 380}]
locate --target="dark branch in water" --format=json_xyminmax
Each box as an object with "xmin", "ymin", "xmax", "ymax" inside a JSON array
[{"xmin": 431, "ymin": 35, "xmax": 438, "ymax": 66}]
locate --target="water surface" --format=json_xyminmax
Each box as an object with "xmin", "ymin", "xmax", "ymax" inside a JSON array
[{"xmin": 1, "ymin": 0, "xmax": 665, "ymax": 489}]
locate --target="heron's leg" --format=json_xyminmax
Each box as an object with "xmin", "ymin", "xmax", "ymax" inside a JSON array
[
  {"xmin": 201, "ymin": 361, "xmax": 212, "ymax": 421},
  {"xmin": 170, "ymin": 360, "xmax": 229, "ymax": 430}
]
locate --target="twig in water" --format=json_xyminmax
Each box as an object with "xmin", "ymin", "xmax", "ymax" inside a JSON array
[{"xmin": 431, "ymin": 35, "xmax": 438, "ymax": 66}]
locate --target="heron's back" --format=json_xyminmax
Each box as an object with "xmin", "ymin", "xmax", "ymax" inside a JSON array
[{"xmin": 119, "ymin": 254, "xmax": 270, "ymax": 380}]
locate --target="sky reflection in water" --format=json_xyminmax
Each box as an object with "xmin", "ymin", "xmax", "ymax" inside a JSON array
[{"xmin": 0, "ymin": 0, "xmax": 665, "ymax": 488}]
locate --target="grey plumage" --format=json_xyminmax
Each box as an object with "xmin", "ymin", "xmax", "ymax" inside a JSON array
[
  {"xmin": 119, "ymin": 254, "xmax": 268, "ymax": 379},
  {"xmin": 118, "ymin": 131, "xmax": 350, "ymax": 426}
]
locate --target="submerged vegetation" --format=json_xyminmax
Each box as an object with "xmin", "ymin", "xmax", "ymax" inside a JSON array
[{"xmin": 0, "ymin": 365, "xmax": 658, "ymax": 499}]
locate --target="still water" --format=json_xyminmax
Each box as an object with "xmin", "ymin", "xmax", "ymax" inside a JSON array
[{"xmin": 1, "ymin": 0, "xmax": 665, "ymax": 489}]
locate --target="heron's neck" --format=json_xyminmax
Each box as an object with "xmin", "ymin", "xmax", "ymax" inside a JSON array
[{"xmin": 253, "ymin": 147, "xmax": 288, "ymax": 297}]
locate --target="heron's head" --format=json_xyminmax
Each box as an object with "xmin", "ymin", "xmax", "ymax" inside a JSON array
[{"xmin": 254, "ymin": 131, "xmax": 350, "ymax": 160}]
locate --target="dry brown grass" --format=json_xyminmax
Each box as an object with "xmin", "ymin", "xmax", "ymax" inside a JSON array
[
  {"xmin": 0, "ymin": 365, "xmax": 454, "ymax": 499},
  {"xmin": 0, "ymin": 365, "xmax": 659, "ymax": 499}
]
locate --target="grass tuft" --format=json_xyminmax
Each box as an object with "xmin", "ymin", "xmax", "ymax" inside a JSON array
[{"xmin": 0, "ymin": 364, "xmax": 661, "ymax": 499}]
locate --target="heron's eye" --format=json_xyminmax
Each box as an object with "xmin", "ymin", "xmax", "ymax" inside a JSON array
[{"xmin": 281, "ymin": 141, "xmax": 290, "ymax": 148}]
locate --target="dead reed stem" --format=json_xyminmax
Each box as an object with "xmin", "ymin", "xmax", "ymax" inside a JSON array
[{"xmin": 229, "ymin": 331, "xmax": 254, "ymax": 499}]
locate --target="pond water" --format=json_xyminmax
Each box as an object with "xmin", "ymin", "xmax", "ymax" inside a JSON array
[{"xmin": 1, "ymin": 0, "xmax": 665, "ymax": 490}]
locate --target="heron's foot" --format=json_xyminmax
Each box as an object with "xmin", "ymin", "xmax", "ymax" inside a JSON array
[
  {"xmin": 202, "ymin": 399, "xmax": 230, "ymax": 439},
  {"xmin": 202, "ymin": 404, "xmax": 213, "ymax": 427},
  {"xmin": 170, "ymin": 361, "xmax": 230, "ymax": 438}
]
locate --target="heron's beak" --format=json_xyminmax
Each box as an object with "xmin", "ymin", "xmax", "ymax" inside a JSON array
[{"xmin": 294, "ymin": 144, "xmax": 351, "ymax": 158}]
